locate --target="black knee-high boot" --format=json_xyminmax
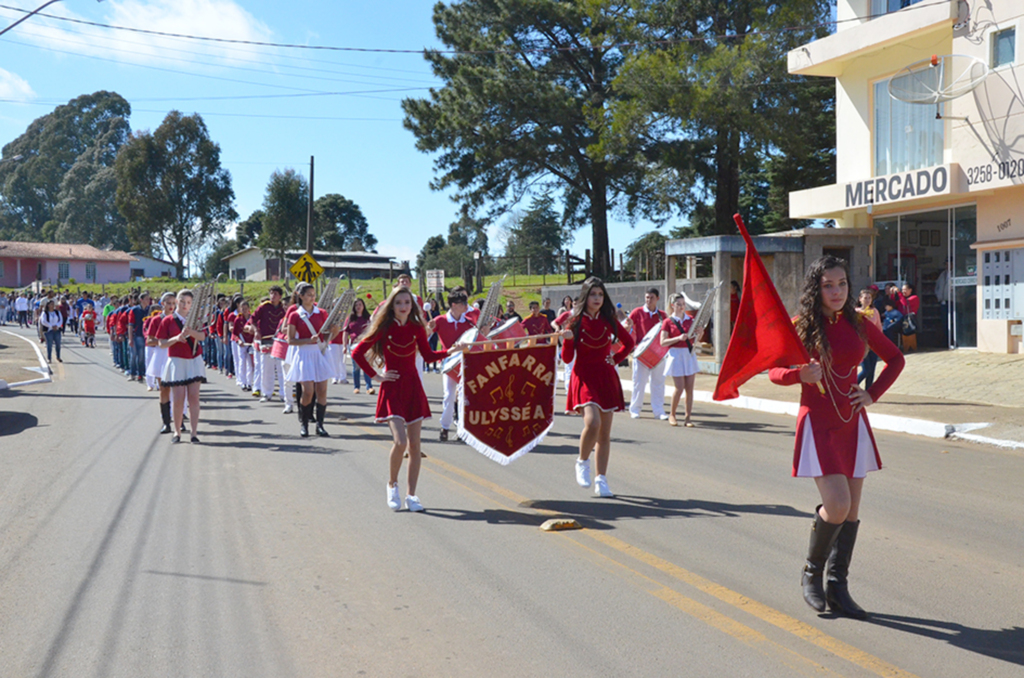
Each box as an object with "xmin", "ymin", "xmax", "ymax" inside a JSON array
[
  {"xmin": 315, "ymin": 403, "xmax": 329, "ymax": 437},
  {"xmin": 826, "ymin": 520, "xmax": 867, "ymax": 619},
  {"xmin": 802, "ymin": 505, "xmax": 844, "ymax": 612},
  {"xmin": 294, "ymin": 383, "xmax": 304, "ymax": 423},
  {"xmin": 159, "ymin": 401, "xmax": 172, "ymax": 434},
  {"xmin": 299, "ymin": 402, "xmax": 311, "ymax": 438}
]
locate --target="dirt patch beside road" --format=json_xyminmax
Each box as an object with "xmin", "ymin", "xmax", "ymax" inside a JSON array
[{"xmin": 0, "ymin": 332, "xmax": 46, "ymax": 385}]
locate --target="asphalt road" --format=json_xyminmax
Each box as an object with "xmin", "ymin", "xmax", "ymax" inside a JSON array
[{"xmin": 1, "ymin": 326, "xmax": 1021, "ymax": 678}]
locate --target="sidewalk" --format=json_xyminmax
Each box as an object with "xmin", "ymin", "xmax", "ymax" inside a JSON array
[
  {"xmin": 625, "ymin": 349, "xmax": 1024, "ymax": 450},
  {"xmin": 0, "ymin": 329, "xmax": 52, "ymax": 389}
]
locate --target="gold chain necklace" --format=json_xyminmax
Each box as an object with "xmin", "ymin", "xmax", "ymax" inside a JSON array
[{"xmin": 819, "ymin": 352, "xmax": 858, "ymax": 424}]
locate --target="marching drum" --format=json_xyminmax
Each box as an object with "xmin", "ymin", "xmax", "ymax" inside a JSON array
[
  {"xmin": 270, "ymin": 336, "xmax": 289, "ymax": 360},
  {"xmin": 487, "ymin": 318, "xmax": 527, "ymax": 347},
  {"xmin": 442, "ymin": 328, "xmax": 483, "ymax": 382},
  {"xmin": 632, "ymin": 324, "xmax": 669, "ymax": 369}
]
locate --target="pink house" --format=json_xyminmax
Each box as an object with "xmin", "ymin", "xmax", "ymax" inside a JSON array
[{"xmin": 0, "ymin": 241, "xmax": 136, "ymax": 288}]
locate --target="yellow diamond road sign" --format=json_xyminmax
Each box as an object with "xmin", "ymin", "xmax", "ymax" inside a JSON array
[{"xmin": 290, "ymin": 252, "xmax": 324, "ymax": 284}]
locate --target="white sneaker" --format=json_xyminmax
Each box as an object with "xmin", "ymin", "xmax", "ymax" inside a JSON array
[
  {"xmin": 260, "ymin": 396, "xmax": 269, "ymax": 403},
  {"xmin": 405, "ymin": 495, "xmax": 424, "ymax": 512},
  {"xmin": 594, "ymin": 475, "xmax": 614, "ymax": 498},
  {"xmin": 282, "ymin": 404, "xmax": 294, "ymax": 414},
  {"xmin": 657, "ymin": 413, "xmax": 670, "ymax": 421},
  {"xmin": 575, "ymin": 458, "xmax": 591, "ymax": 488},
  {"xmin": 629, "ymin": 412, "xmax": 640, "ymax": 419},
  {"xmin": 387, "ymin": 484, "xmax": 401, "ymax": 510}
]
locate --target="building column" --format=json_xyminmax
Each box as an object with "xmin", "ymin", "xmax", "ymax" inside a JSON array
[
  {"xmin": 665, "ymin": 254, "xmax": 676, "ymax": 313},
  {"xmin": 16, "ymin": 258, "xmax": 21, "ymax": 287},
  {"xmin": 686, "ymin": 256, "xmax": 696, "ymax": 279},
  {"xmin": 713, "ymin": 251, "xmax": 731, "ymax": 365}
]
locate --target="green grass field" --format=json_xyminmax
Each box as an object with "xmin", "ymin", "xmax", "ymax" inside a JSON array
[{"xmin": 1, "ymin": 272, "xmax": 570, "ymax": 312}]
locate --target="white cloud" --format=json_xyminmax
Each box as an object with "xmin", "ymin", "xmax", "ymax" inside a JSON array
[
  {"xmin": 9, "ymin": 0, "xmax": 275, "ymax": 68},
  {"xmin": 0, "ymin": 67, "xmax": 36, "ymax": 100}
]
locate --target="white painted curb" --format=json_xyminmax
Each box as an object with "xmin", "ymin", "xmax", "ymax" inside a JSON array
[
  {"xmin": 621, "ymin": 378, "xmax": 984, "ymax": 442},
  {"xmin": 2, "ymin": 330, "xmax": 53, "ymax": 389}
]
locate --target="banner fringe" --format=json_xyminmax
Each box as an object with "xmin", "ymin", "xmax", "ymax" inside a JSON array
[{"xmin": 456, "ymin": 422, "xmax": 553, "ymax": 466}]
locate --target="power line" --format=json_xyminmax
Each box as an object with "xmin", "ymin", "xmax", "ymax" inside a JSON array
[{"xmin": 0, "ymin": 0, "xmax": 955, "ymax": 56}]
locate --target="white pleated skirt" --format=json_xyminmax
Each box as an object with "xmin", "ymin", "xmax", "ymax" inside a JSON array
[
  {"xmin": 146, "ymin": 346, "xmax": 168, "ymax": 379},
  {"xmin": 284, "ymin": 343, "xmax": 335, "ymax": 383},
  {"xmin": 665, "ymin": 346, "xmax": 699, "ymax": 377},
  {"xmin": 162, "ymin": 355, "xmax": 205, "ymax": 386}
]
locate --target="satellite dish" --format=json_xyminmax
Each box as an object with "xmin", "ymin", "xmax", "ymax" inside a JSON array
[{"xmin": 888, "ymin": 54, "xmax": 989, "ymax": 106}]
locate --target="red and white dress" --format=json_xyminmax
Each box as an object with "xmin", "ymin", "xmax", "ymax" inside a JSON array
[
  {"xmin": 146, "ymin": 312, "xmax": 170, "ymax": 380},
  {"xmin": 352, "ymin": 321, "xmax": 448, "ymax": 424},
  {"xmin": 561, "ymin": 314, "xmax": 635, "ymax": 413},
  {"xmin": 661, "ymin": 314, "xmax": 698, "ymax": 377},
  {"xmin": 769, "ymin": 315, "xmax": 904, "ymax": 478},
  {"xmin": 156, "ymin": 312, "xmax": 205, "ymax": 386},
  {"xmin": 285, "ymin": 305, "xmax": 335, "ymax": 383}
]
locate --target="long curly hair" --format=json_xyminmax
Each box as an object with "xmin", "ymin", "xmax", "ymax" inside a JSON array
[
  {"xmin": 794, "ymin": 255, "xmax": 864, "ymax": 360},
  {"xmin": 567, "ymin": 276, "xmax": 618, "ymax": 343},
  {"xmin": 358, "ymin": 286, "xmax": 425, "ymax": 366}
]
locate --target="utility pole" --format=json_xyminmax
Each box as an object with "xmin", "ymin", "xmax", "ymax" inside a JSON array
[{"xmin": 305, "ymin": 155, "xmax": 315, "ymax": 255}]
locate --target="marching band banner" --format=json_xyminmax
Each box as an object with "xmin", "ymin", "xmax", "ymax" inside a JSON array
[{"xmin": 457, "ymin": 343, "xmax": 557, "ymax": 465}]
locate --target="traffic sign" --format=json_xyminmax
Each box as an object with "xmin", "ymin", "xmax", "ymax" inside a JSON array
[
  {"xmin": 426, "ymin": 269, "xmax": 445, "ymax": 293},
  {"xmin": 290, "ymin": 252, "xmax": 324, "ymax": 284}
]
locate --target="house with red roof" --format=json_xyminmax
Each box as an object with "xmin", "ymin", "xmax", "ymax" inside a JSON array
[{"xmin": 0, "ymin": 241, "xmax": 136, "ymax": 288}]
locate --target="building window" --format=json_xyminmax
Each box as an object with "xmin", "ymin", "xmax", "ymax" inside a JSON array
[
  {"xmin": 85, "ymin": 262, "xmax": 96, "ymax": 281},
  {"xmin": 871, "ymin": 0, "xmax": 925, "ymax": 18},
  {"xmin": 58, "ymin": 261, "xmax": 70, "ymax": 279},
  {"xmin": 233, "ymin": 268, "xmax": 246, "ymax": 280},
  {"xmin": 0, "ymin": 260, "xmax": 4, "ymax": 277},
  {"xmin": 993, "ymin": 27, "xmax": 1016, "ymax": 68},
  {"xmin": 874, "ymin": 78, "xmax": 944, "ymax": 176}
]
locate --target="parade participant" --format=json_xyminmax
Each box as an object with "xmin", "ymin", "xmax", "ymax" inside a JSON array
[
  {"xmin": 660, "ymin": 294, "xmax": 699, "ymax": 427},
  {"xmin": 226, "ymin": 296, "xmax": 245, "ymax": 388},
  {"xmin": 900, "ymin": 283, "xmax": 919, "ymax": 352},
  {"xmin": 81, "ymin": 303, "xmax": 96, "ymax": 348},
  {"xmin": 214, "ymin": 296, "xmax": 232, "ymax": 378},
  {"xmin": 559, "ymin": 277, "xmax": 635, "ymax": 498},
  {"xmin": 233, "ymin": 300, "xmax": 256, "ymax": 391},
  {"xmin": 39, "ymin": 299, "xmax": 64, "ymax": 364},
  {"xmin": 327, "ymin": 310, "xmax": 349, "ymax": 385},
  {"xmin": 428, "ymin": 286, "xmax": 479, "ymax": 441},
  {"xmin": 626, "ymin": 287, "xmax": 669, "ymax": 421},
  {"xmin": 127, "ymin": 293, "xmax": 151, "ymax": 383},
  {"xmin": 521, "ymin": 301, "xmax": 550, "ymax": 338},
  {"xmin": 253, "ymin": 286, "xmax": 287, "ymax": 402},
  {"xmin": 553, "ymin": 295, "xmax": 576, "ymax": 390},
  {"xmin": 156, "ymin": 289, "xmax": 206, "ymax": 443},
  {"xmin": 352, "ymin": 286, "xmax": 450, "ymax": 511},
  {"xmin": 149, "ymin": 293, "xmax": 176, "ymax": 433},
  {"xmin": 768, "ymin": 256, "xmax": 904, "ymax": 618},
  {"xmin": 856, "ymin": 289, "xmax": 882, "ymax": 389},
  {"xmin": 540, "ymin": 297, "xmax": 556, "ymax": 325},
  {"xmin": 502, "ymin": 300, "xmax": 522, "ymax": 323},
  {"xmin": 285, "ymin": 282, "xmax": 339, "ymax": 438},
  {"xmin": 344, "ymin": 298, "xmax": 372, "ymax": 394},
  {"xmin": 142, "ymin": 305, "xmax": 162, "ymax": 390},
  {"xmin": 281, "ymin": 289, "xmax": 303, "ymax": 415}
]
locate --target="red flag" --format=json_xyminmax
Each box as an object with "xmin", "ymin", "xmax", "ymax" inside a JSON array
[{"xmin": 713, "ymin": 214, "xmax": 810, "ymax": 401}]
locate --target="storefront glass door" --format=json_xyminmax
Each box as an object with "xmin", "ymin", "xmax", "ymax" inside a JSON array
[{"xmin": 950, "ymin": 206, "xmax": 977, "ymax": 348}]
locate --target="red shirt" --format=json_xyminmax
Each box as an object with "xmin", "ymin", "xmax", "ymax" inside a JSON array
[
  {"xmin": 522, "ymin": 314, "xmax": 550, "ymax": 336},
  {"xmin": 287, "ymin": 306, "xmax": 328, "ymax": 340},
  {"xmin": 156, "ymin": 313, "xmax": 202, "ymax": 358},
  {"xmin": 433, "ymin": 310, "xmax": 478, "ymax": 350},
  {"xmin": 902, "ymin": 294, "xmax": 920, "ymax": 314},
  {"xmin": 628, "ymin": 306, "xmax": 667, "ymax": 341},
  {"xmin": 554, "ymin": 310, "xmax": 572, "ymax": 328},
  {"xmin": 251, "ymin": 301, "xmax": 287, "ymax": 339},
  {"xmin": 82, "ymin": 310, "xmax": 96, "ymax": 333},
  {"xmin": 116, "ymin": 310, "xmax": 129, "ymax": 336},
  {"xmin": 660, "ymin": 315, "xmax": 693, "ymax": 349},
  {"xmin": 233, "ymin": 313, "xmax": 254, "ymax": 343},
  {"xmin": 561, "ymin": 314, "xmax": 635, "ymax": 366}
]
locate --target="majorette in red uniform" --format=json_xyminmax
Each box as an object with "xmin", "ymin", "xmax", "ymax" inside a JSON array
[
  {"xmin": 352, "ymin": 286, "xmax": 450, "ymax": 513},
  {"xmin": 560, "ymin": 279, "xmax": 635, "ymax": 499},
  {"xmin": 429, "ymin": 288, "xmax": 479, "ymax": 439},
  {"xmin": 285, "ymin": 286, "xmax": 339, "ymax": 438},
  {"xmin": 353, "ymin": 319, "xmax": 448, "ymax": 425},
  {"xmin": 626, "ymin": 289, "xmax": 668, "ymax": 419},
  {"xmin": 562, "ymin": 314, "xmax": 634, "ymax": 414},
  {"xmin": 155, "ymin": 292, "xmax": 206, "ymax": 443},
  {"xmin": 767, "ymin": 257, "xmax": 904, "ymax": 620},
  {"xmin": 769, "ymin": 314, "xmax": 903, "ymax": 479}
]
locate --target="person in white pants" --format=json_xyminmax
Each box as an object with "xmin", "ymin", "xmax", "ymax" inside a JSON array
[
  {"xmin": 426, "ymin": 287, "xmax": 479, "ymax": 441},
  {"xmin": 626, "ymin": 287, "xmax": 669, "ymax": 420},
  {"xmin": 250, "ymin": 288, "xmax": 288, "ymax": 402}
]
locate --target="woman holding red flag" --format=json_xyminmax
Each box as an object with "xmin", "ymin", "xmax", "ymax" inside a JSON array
[
  {"xmin": 559, "ymin": 277, "xmax": 634, "ymax": 498},
  {"xmin": 769, "ymin": 256, "xmax": 904, "ymax": 619}
]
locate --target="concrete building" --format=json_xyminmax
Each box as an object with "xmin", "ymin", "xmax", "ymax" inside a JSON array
[
  {"xmin": 222, "ymin": 247, "xmax": 407, "ymax": 282},
  {"xmin": 0, "ymin": 241, "xmax": 135, "ymax": 287},
  {"xmin": 788, "ymin": 0, "xmax": 1024, "ymax": 353},
  {"xmin": 127, "ymin": 252, "xmax": 177, "ymax": 280}
]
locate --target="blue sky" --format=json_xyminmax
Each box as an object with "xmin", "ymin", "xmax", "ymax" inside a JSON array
[{"xmin": 0, "ymin": 0, "xmax": 665, "ymax": 268}]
